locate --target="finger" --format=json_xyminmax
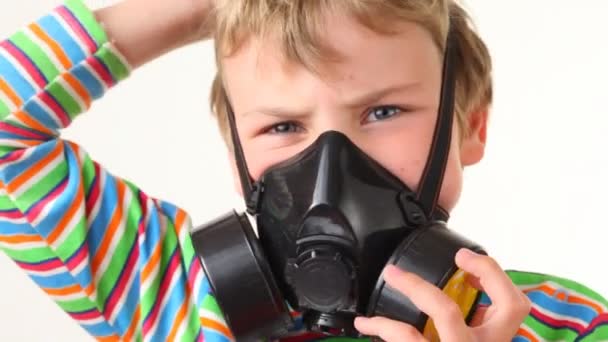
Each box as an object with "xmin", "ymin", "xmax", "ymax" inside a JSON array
[
  {"xmin": 465, "ymin": 272, "xmax": 483, "ymax": 291},
  {"xmin": 382, "ymin": 265, "xmax": 470, "ymax": 340},
  {"xmin": 455, "ymin": 249, "xmax": 531, "ymax": 333},
  {"xmin": 455, "ymin": 249, "xmax": 521, "ymax": 308},
  {"xmin": 355, "ymin": 316, "xmax": 426, "ymax": 342}
]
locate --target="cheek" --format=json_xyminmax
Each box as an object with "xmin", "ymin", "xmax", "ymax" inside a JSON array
[{"xmin": 367, "ymin": 121, "xmax": 464, "ymax": 213}]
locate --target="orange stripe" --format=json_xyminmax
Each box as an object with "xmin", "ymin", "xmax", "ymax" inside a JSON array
[
  {"xmin": 7, "ymin": 142, "xmax": 62, "ymax": 193},
  {"xmin": 141, "ymin": 241, "xmax": 162, "ymax": 283},
  {"xmin": 28, "ymin": 23, "xmax": 72, "ymax": 70},
  {"xmin": 166, "ymin": 300, "xmax": 189, "ymax": 341},
  {"xmin": 63, "ymin": 73, "xmax": 91, "ymax": 109},
  {"xmin": 92, "ymin": 181, "xmax": 126, "ymax": 273},
  {"xmin": 524, "ymin": 284, "xmax": 605, "ymax": 313},
  {"xmin": 200, "ymin": 317, "xmax": 234, "ymax": 339},
  {"xmin": 0, "ymin": 234, "xmax": 43, "ymax": 243},
  {"xmin": 174, "ymin": 209, "xmax": 187, "ymax": 236},
  {"xmin": 516, "ymin": 327, "xmax": 539, "ymax": 342},
  {"xmin": 95, "ymin": 335, "xmax": 120, "ymax": 342},
  {"xmin": 47, "ymin": 185, "xmax": 83, "ymax": 245},
  {"xmin": 0, "ymin": 76, "xmax": 22, "ymax": 107},
  {"xmin": 123, "ymin": 304, "xmax": 141, "ymax": 341},
  {"xmin": 43, "ymin": 284, "xmax": 81, "ymax": 296},
  {"xmin": 84, "ymin": 282, "xmax": 96, "ymax": 298},
  {"xmin": 14, "ymin": 110, "xmax": 55, "ymax": 136}
]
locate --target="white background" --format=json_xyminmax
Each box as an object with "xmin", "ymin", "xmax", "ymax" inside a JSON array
[{"xmin": 1, "ymin": 0, "xmax": 607, "ymax": 340}]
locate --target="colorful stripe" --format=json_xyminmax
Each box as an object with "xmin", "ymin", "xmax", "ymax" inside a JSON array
[{"xmin": 0, "ymin": 1, "xmax": 606, "ymax": 342}]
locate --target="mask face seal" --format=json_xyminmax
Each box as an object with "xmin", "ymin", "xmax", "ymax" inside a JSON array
[{"xmin": 191, "ymin": 26, "xmax": 486, "ymax": 341}]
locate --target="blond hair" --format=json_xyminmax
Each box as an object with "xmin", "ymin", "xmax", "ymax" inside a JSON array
[{"xmin": 209, "ymin": 0, "xmax": 492, "ymax": 143}]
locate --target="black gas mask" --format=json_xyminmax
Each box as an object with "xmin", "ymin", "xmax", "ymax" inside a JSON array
[{"xmin": 191, "ymin": 28, "xmax": 485, "ymax": 341}]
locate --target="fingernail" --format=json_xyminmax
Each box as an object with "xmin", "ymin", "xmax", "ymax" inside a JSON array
[
  {"xmin": 382, "ymin": 264, "xmax": 401, "ymax": 279},
  {"xmin": 354, "ymin": 316, "xmax": 369, "ymax": 328},
  {"xmin": 458, "ymin": 248, "xmax": 476, "ymax": 258}
]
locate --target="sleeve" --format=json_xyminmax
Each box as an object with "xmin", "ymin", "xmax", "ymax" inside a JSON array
[
  {"xmin": 478, "ymin": 271, "xmax": 608, "ymax": 342},
  {"xmin": 0, "ymin": 0, "xmax": 233, "ymax": 341}
]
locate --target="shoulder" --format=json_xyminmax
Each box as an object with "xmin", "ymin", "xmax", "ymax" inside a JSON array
[{"xmin": 480, "ymin": 270, "xmax": 608, "ymax": 341}]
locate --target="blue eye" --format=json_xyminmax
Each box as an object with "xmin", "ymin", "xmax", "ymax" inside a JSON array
[
  {"xmin": 267, "ymin": 121, "xmax": 301, "ymax": 134},
  {"xmin": 365, "ymin": 105, "xmax": 402, "ymax": 122}
]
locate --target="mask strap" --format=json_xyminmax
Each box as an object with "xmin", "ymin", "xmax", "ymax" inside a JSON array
[
  {"xmin": 224, "ymin": 92, "xmax": 263, "ymax": 215},
  {"xmin": 415, "ymin": 27, "xmax": 457, "ymax": 220}
]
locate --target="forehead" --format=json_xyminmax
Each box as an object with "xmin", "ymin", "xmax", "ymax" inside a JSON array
[{"xmin": 221, "ymin": 13, "xmax": 443, "ymax": 109}]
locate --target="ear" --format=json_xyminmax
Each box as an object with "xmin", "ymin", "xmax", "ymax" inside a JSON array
[{"xmin": 459, "ymin": 107, "xmax": 489, "ymax": 166}]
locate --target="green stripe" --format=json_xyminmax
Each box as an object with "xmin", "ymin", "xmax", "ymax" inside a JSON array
[
  {"xmin": 582, "ymin": 324, "xmax": 608, "ymax": 341},
  {"xmin": 65, "ymin": 0, "xmax": 108, "ymax": 46},
  {"xmin": 96, "ymin": 47, "xmax": 130, "ymax": 82},
  {"xmin": 0, "ymin": 195, "xmax": 17, "ymax": 210},
  {"xmin": 55, "ymin": 216, "xmax": 88, "ymax": 261},
  {"xmin": 56, "ymin": 297, "xmax": 96, "ymax": 313},
  {"xmin": 507, "ymin": 270, "xmax": 608, "ymax": 307},
  {"xmin": 141, "ymin": 228, "xmax": 179, "ymax": 317},
  {"xmin": 47, "ymin": 81, "xmax": 81, "ymax": 119},
  {"xmin": 81, "ymin": 154, "xmax": 95, "ymax": 195},
  {"xmin": 183, "ymin": 305, "xmax": 202, "ymax": 341},
  {"xmin": 2, "ymin": 245, "xmax": 57, "ymax": 263},
  {"xmin": 523, "ymin": 315, "xmax": 578, "ymax": 341},
  {"xmin": 97, "ymin": 206, "xmax": 139, "ymax": 308},
  {"xmin": 0, "ymin": 145, "xmax": 16, "ymax": 157},
  {"xmin": 0, "ymin": 98, "xmax": 9, "ymax": 118},
  {"xmin": 201, "ymin": 295, "xmax": 223, "ymax": 318},
  {"xmin": 19, "ymin": 157, "xmax": 67, "ymax": 212},
  {"xmin": 10, "ymin": 32, "xmax": 60, "ymax": 85}
]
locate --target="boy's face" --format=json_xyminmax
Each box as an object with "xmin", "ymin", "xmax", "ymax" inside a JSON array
[{"xmin": 222, "ymin": 13, "xmax": 488, "ymax": 212}]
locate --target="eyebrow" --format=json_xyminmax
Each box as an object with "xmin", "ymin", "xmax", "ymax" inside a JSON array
[
  {"xmin": 344, "ymin": 81, "xmax": 422, "ymax": 109},
  {"xmin": 243, "ymin": 81, "xmax": 421, "ymax": 118}
]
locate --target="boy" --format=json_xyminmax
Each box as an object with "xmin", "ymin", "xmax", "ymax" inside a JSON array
[{"xmin": 0, "ymin": 0, "xmax": 606, "ymax": 341}]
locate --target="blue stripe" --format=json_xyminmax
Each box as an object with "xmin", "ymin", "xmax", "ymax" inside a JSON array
[
  {"xmin": 0, "ymin": 54, "xmax": 36, "ymax": 101},
  {"xmin": 150, "ymin": 251, "xmax": 187, "ymax": 342},
  {"xmin": 29, "ymin": 269, "xmax": 78, "ymax": 288},
  {"xmin": 528, "ymin": 291, "xmax": 597, "ymax": 324},
  {"xmin": 512, "ymin": 336, "xmax": 530, "ymax": 342},
  {"xmin": 34, "ymin": 147, "xmax": 83, "ymax": 240},
  {"xmin": 37, "ymin": 14, "xmax": 86, "ymax": 66},
  {"xmin": 0, "ymin": 221, "xmax": 36, "ymax": 235},
  {"xmin": 201, "ymin": 329, "xmax": 233, "ymax": 342},
  {"xmin": 71, "ymin": 63, "xmax": 103, "ymax": 99},
  {"xmin": 139, "ymin": 199, "xmax": 163, "ymax": 262},
  {"xmin": 143, "ymin": 246, "xmax": 179, "ymax": 325},
  {"xmin": 23, "ymin": 98, "xmax": 64, "ymax": 132},
  {"xmin": 79, "ymin": 319, "xmax": 119, "ymax": 338},
  {"xmin": 0, "ymin": 139, "xmax": 56, "ymax": 182},
  {"xmin": 113, "ymin": 272, "xmax": 142, "ymax": 336},
  {"xmin": 87, "ymin": 168, "xmax": 119, "ymax": 256}
]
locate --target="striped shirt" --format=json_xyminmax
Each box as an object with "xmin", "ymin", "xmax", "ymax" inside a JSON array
[{"xmin": 0, "ymin": 0, "xmax": 606, "ymax": 341}]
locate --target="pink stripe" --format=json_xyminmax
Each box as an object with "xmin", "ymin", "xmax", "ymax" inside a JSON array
[
  {"xmin": 586, "ymin": 313, "xmax": 608, "ymax": 332},
  {"xmin": 0, "ymin": 41, "xmax": 46, "ymax": 89},
  {"xmin": 87, "ymin": 56, "xmax": 114, "ymax": 88},
  {"xmin": 530, "ymin": 307, "xmax": 585, "ymax": 333},
  {"xmin": 0, "ymin": 209, "xmax": 22, "ymax": 219},
  {"xmin": 55, "ymin": 6, "xmax": 97, "ymax": 55},
  {"xmin": 69, "ymin": 308, "xmax": 102, "ymax": 321},
  {"xmin": 85, "ymin": 163, "xmax": 101, "ymax": 213},
  {"xmin": 39, "ymin": 92, "xmax": 71, "ymax": 127},
  {"xmin": 104, "ymin": 241, "xmax": 140, "ymax": 319},
  {"xmin": 16, "ymin": 257, "xmax": 64, "ymax": 272},
  {"xmin": 66, "ymin": 243, "xmax": 89, "ymax": 270},
  {"xmin": 0, "ymin": 122, "xmax": 47, "ymax": 140},
  {"xmin": 25, "ymin": 177, "xmax": 68, "ymax": 223},
  {"xmin": 142, "ymin": 250, "xmax": 181, "ymax": 334},
  {"xmin": 187, "ymin": 257, "xmax": 202, "ymax": 289},
  {"xmin": 0, "ymin": 148, "xmax": 26, "ymax": 164}
]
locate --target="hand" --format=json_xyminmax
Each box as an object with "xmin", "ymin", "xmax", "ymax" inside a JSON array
[
  {"xmin": 354, "ymin": 249, "xmax": 531, "ymax": 342},
  {"xmin": 95, "ymin": 0, "xmax": 214, "ymax": 68}
]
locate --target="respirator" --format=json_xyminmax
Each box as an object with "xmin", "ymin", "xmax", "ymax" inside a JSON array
[{"xmin": 191, "ymin": 28, "xmax": 485, "ymax": 341}]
